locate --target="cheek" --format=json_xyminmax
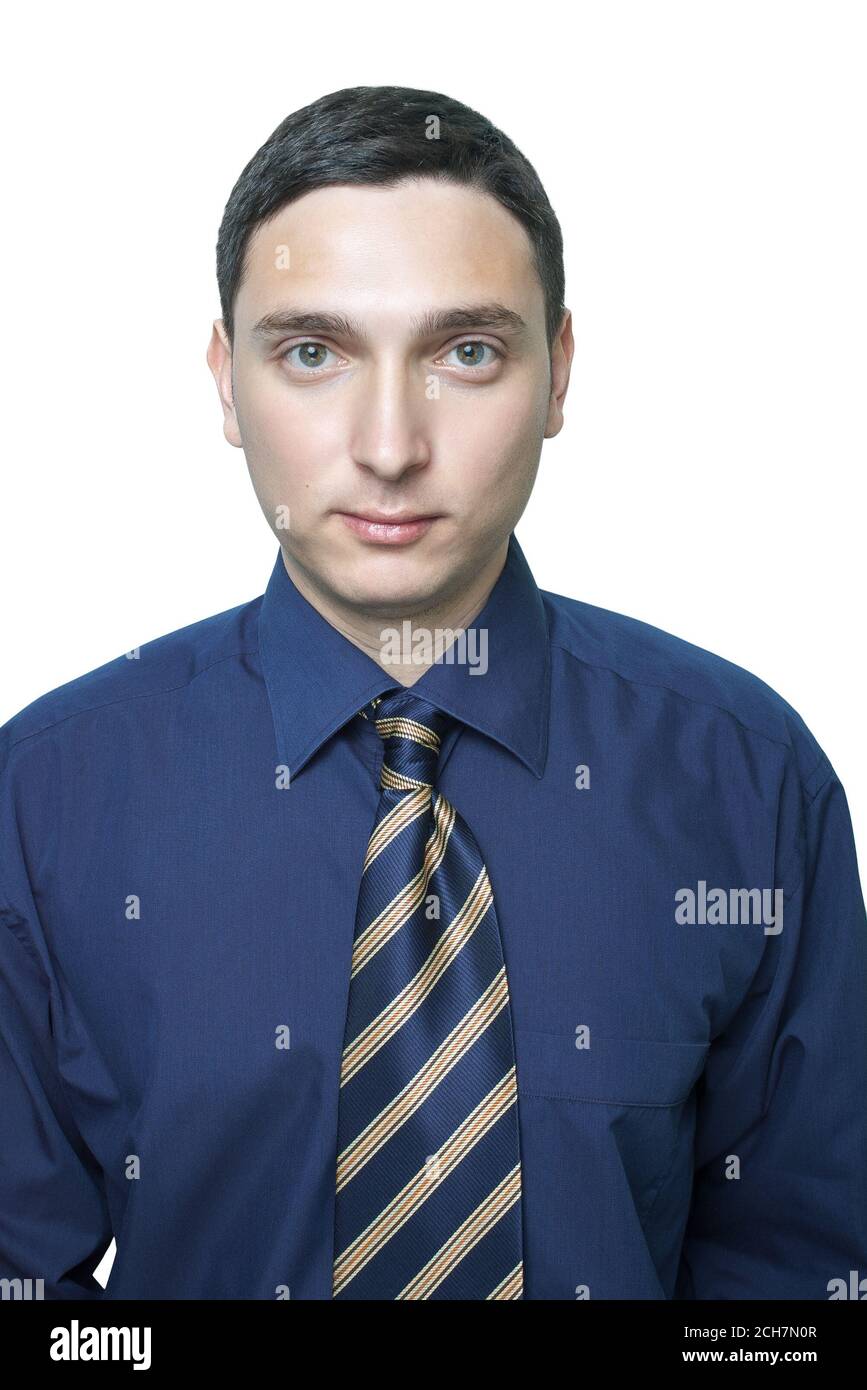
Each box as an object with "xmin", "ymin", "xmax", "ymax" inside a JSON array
[
  {"xmin": 433, "ymin": 380, "xmax": 545, "ymax": 489},
  {"xmin": 237, "ymin": 370, "xmax": 340, "ymax": 490}
]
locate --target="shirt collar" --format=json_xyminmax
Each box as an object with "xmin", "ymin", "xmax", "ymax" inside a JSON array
[{"xmin": 257, "ymin": 531, "xmax": 551, "ymax": 781}]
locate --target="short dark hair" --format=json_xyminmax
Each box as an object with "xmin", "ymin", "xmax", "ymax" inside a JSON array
[{"xmin": 216, "ymin": 85, "xmax": 566, "ymax": 352}]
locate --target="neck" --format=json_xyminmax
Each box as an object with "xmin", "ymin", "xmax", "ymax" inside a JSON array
[{"xmin": 281, "ymin": 539, "xmax": 509, "ymax": 686}]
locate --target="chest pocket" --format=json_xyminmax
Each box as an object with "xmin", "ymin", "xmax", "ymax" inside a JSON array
[
  {"xmin": 513, "ymin": 1029, "xmax": 709, "ymax": 1237},
  {"xmin": 514, "ymin": 1030, "xmax": 709, "ymax": 1106}
]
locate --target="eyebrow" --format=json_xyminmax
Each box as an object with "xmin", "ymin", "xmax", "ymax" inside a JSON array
[{"xmin": 249, "ymin": 302, "xmax": 528, "ymax": 344}]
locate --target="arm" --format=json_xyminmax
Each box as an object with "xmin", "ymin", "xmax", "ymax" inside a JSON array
[
  {"xmin": 676, "ymin": 751, "xmax": 867, "ymax": 1298},
  {"xmin": 1, "ymin": 759, "xmax": 112, "ymax": 1300}
]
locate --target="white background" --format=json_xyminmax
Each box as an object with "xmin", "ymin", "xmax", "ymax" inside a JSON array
[
  {"xmin": 2, "ymin": 4, "xmax": 865, "ymax": 1280},
  {"xmin": 5, "ymin": 0, "xmax": 864, "ymax": 874}
]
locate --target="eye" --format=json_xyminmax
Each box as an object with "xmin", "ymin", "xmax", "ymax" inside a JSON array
[
  {"xmin": 442, "ymin": 341, "xmax": 502, "ymax": 370},
  {"xmin": 282, "ymin": 341, "xmax": 339, "ymax": 371}
]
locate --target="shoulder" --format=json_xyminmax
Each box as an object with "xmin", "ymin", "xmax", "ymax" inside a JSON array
[
  {"xmin": 542, "ymin": 588, "xmax": 832, "ymax": 797},
  {"xmin": 0, "ymin": 595, "xmax": 262, "ymax": 771}
]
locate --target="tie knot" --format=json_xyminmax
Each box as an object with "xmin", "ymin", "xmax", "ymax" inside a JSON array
[{"xmin": 360, "ymin": 690, "xmax": 450, "ymax": 791}]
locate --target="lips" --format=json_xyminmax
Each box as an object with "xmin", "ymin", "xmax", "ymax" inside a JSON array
[{"xmin": 337, "ymin": 511, "xmax": 441, "ymax": 546}]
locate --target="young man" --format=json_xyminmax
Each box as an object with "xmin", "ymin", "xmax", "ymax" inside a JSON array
[{"xmin": 1, "ymin": 86, "xmax": 864, "ymax": 1302}]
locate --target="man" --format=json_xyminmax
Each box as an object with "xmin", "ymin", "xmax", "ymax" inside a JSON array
[{"xmin": 1, "ymin": 86, "xmax": 864, "ymax": 1301}]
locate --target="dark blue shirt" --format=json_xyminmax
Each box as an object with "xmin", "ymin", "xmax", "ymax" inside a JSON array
[{"xmin": 1, "ymin": 534, "xmax": 865, "ymax": 1300}]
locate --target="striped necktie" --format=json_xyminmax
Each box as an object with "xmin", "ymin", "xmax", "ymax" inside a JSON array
[{"xmin": 331, "ymin": 689, "xmax": 524, "ymax": 1299}]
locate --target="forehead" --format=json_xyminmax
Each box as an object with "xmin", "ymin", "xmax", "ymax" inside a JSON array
[{"xmin": 234, "ymin": 178, "xmax": 544, "ymax": 332}]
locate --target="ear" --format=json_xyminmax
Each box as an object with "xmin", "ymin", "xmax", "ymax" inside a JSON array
[
  {"xmin": 543, "ymin": 308, "xmax": 574, "ymax": 440},
  {"xmin": 206, "ymin": 319, "xmax": 243, "ymax": 448}
]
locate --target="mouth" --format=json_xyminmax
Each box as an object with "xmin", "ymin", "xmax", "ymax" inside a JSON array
[{"xmin": 335, "ymin": 511, "xmax": 442, "ymax": 546}]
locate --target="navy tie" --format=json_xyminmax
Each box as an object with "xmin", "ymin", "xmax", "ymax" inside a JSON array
[{"xmin": 331, "ymin": 689, "xmax": 524, "ymax": 1299}]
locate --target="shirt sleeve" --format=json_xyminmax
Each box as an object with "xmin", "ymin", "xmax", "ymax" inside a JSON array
[
  {"xmin": 676, "ymin": 749, "xmax": 867, "ymax": 1299},
  {"xmin": 0, "ymin": 753, "xmax": 112, "ymax": 1301}
]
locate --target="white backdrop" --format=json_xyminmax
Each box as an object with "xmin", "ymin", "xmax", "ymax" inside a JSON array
[{"xmin": 3, "ymin": 0, "xmax": 865, "ymax": 1164}]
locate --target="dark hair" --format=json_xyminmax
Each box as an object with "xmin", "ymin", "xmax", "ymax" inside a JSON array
[{"xmin": 216, "ymin": 86, "xmax": 565, "ymax": 352}]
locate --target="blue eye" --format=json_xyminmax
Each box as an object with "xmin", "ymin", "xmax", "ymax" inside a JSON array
[
  {"xmin": 285, "ymin": 342, "xmax": 335, "ymax": 370},
  {"xmin": 445, "ymin": 342, "xmax": 499, "ymax": 369}
]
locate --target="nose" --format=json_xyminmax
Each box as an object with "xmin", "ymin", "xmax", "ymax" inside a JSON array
[{"xmin": 350, "ymin": 356, "xmax": 431, "ymax": 481}]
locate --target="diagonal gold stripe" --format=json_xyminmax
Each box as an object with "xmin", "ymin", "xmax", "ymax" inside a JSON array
[
  {"xmin": 350, "ymin": 794, "xmax": 456, "ymax": 977},
  {"xmin": 396, "ymin": 1164, "xmax": 522, "ymax": 1300},
  {"xmin": 487, "ymin": 1261, "xmax": 524, "ymax": 1300},
  {"xmin": 374, "ymin": 715, "xmax": 440, "ymax": 752},
  {"xmin": 336, "ymin": 967, "xmax": 510, "ymax": 1190},
  {"xmin": 380, "ymin": 763, "xmax": 429, "ymax": 791},
  {"xmin": 340, "ymin": 863, "xmax": 493, "ymax": 1084},
  {"xmin": 363, "ymin": 785, "xmax": 431, "ymax": 871},
  {"xmin": 332, "ymin": 1067, "xmax": 517, "ymax": 1295}
]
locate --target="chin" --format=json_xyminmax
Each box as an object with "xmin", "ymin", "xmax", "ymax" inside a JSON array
[{"xmin": 332, "ymin": 551, "xmax": 447, "ymax": 611}]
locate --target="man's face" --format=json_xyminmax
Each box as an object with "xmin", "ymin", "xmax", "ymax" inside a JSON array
[{"xmin": 208, "ymin": 177, "xmax": 571, "ymax": 616}]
